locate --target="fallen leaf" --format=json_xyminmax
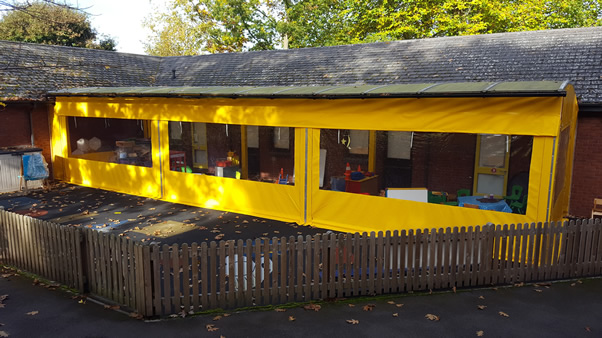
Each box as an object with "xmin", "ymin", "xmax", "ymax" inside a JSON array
[
  {"xmin": 425, "ymin": 314, "xmax": 439, "ymax": 321},
  {"xmin": 78, "ymin": 299, "xmax": 86, "ymax": 304},
  {"xmin": 387, "ymin": 301, "xmax": 395, "ymax": 305},
  {"xmin": 0, "ymin": 295, "xmax": 7, "ymax": 302},
  {"xmin": 26, "ymin": 311, "xmax": 39, "ymax": 316},
  {"xmin": 571, "ymin": 283, "xmax": 576, "ymax": 287},
  {"xmin": 514, "ymin": 282, "xmax": 524, "ymax": 287},
  {"xmin": 129, "ymin": 313, "xmax": 143, "ymax": 320},
  {"xmin": 288, "ymin": 316, "xmax": 296, "ymax": 322},
  {"xmin": 392, "ymin": 313, "xmax": 399, "ymax": 317},
  {"xmin": 346, "ymin": 319, "xmax": 359, "ymax": 325},
  {"xmin": 534, "ymin": 289, "xmax": 543, "ymax": 293},
  {"xmin": 0, "ymin": 330, "xmax": 8, "ymax": 337},
  {"xmin": 363, "ymin": 304, "xmax": 376, "ymax": 311},
  {"xmin": 476, "ymin": 330, "xmax": 484, "ymax": 336},
  {"xmin": 478, "ymin": 295, "xmax": 485, "ymax": 300},
  {"xmin": 452, "ymin": 286, "xmax": 456, "ymax": 293},
  {"xmin": 477, "ymin": 305, "xmax": 487, "ymax": 310},
  {"xmin": 275, "ymin": 308, "xmax": 287, "ymax": 312},
  {"xmin": 348, "ymin": 304, "xmax": 355, "ymax": 307},
  {"xmin": 304, "ymin": 304, "xmax": 321, "ymax": 312},
  {"xmin": 498, "ymin": 311, "xmax": 510, "ymax": 317},
  {"xmin": 585, "ymin": 327, "xmax": 591, "ymax": 332},
  {"xmin": 395, "ymin": 303, "xmax": 404, "ymax": 308},
  {"xmin": 222, "ymin": 313, "xmax": 231, "ymax": 317},
  {"xmin": 206, "ymin": 324, "xmax": 219, "ymax": 332},
  {"xmin": 213, "ymin": 315, "xmax": 222, "ymax": 321}
]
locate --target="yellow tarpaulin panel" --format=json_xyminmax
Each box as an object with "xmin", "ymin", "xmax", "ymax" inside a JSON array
[
  {"xmin": 50, "ymin": 117, "xmax": 162, "ymax": 199},
  {"xmin": 55, "ymin": 96, "xmax": 562, "ymax": 136},
  {"xmin": 309, "ymin": 129, "xmax": 557, "ymax": 233},
  {"xmin": 159, "ymin": 122, "xmax": 306, "ymax": 224}
]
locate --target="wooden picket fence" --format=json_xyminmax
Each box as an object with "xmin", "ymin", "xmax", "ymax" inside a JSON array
[{"xmin": 1, "ymin": 209, "xmax": 602, "ymax": 317}]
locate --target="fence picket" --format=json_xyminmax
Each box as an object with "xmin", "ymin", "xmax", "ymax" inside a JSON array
[
  {"xmin": 191, "ymin": 243, "xmax": 200, "ymax": 311},
  {"xmin": 161, "ymin": 243, "xmax": 172, "ymax": 315},
  {"xmin": 376, "ymin": 232, "xmax": 384, "ymax": 295},
  {"xmin": 200, "ymin": 242, "xmax": 209, "ymax": 310},
  {"xmin": 151, "ymin": 244, "xmax": 162, "ymax": 316},
  {"xmin": 182, "ymin": 243, "xmax": 191, "ymax": 313}
]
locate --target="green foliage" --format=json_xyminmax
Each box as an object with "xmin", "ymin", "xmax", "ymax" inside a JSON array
[
  {"xmin": 0, "ymin": 1, "xmax": 116, "ymax": 50},
  {"xmin": 144, "ymin": 0, "xmax": 602, "ymax": 56}
]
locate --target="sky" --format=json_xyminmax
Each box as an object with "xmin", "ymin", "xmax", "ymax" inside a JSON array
[{"xmin": 74, "ymin": 0, "xmax": 170, "ymax": 54}]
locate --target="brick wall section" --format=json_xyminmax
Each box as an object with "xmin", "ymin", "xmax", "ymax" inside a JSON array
[
  {"xmin": 570, "ymin": 112, "xmax": 602, "ymax": 218},
  {"xmin": 31, "ymin": 102, "xmax": 53, "ymax": 176},
  {"xmin": 0, "ymin": 102, "xmax": 53, "ymax": 176},
  {"xmin": 0, "ymin": 103, "xmax": 31, "ymax": 146}
]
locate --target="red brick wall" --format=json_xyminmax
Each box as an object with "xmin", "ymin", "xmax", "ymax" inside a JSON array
[
  {"xmin": 570, "ymin": 112, "xmax": 602, "ymax": 218},
  {"xmin": 0, "ymin": 103, "xmax": 31, "ymax": 146},
  {"xmin": 0, "ymin": 102, "xmax": 53, "ymax": 176}
]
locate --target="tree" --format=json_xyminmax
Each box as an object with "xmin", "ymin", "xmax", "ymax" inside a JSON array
[
  {"xmin": 144, "ymin": 0, "xmax": 602, "ymax": 55},
  {"xmin": 0, "ymin": 1, "xmax": 116, "ymax": 50}
]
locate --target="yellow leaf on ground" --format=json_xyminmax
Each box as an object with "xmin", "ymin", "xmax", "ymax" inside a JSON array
[
  {"xmin": 477, "ymin": 305, "xmax": 487, "ymax": 310},
  {"xmin": 476, "ymin": 330, "xmax": 484, "ymax": 336},
  {"xmin": 396, "ymin": 303, "xmax": 404, "ymax": 308},
  {"xmin": 213, "ymin": 315, "xmax": 222, "ymax": 321},
  {"xmin": 288, "ymin": 316, "xmax": 296, "ymax": 321},
  {"xmin": 346, "ymin": 319, "xmax": 359, "ymax": 325},
  {"xmin": 425, "ymin": 314, "xmax": 439, "ymax": 321},
  {"xmin": 498, "ymin": 311, "xmax": 510, "ymax": 317},
  {"xmin": 392, "ymin": 313, "xmax": 399, "ymax": 317}
]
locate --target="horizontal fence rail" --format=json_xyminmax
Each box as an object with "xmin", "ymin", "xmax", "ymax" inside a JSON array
[{"xmin": 1, "ymin": 209, "xmax": 602, "ymax": 317}]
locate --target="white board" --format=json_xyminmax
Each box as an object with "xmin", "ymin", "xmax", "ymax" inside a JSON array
[{"xmin": 386, "ymin": 188, "xmax": 428, "ymax": 203}]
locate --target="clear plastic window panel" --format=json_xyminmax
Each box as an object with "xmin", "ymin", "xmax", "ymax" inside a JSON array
[
  {"xmin": 168, "ymin": 122, "xmax": 295, "ymax": 185},
  {"xmin": 67, "ymin": 117, "xmax": 152, "ymax": 167},
  {"xmin": 319, "ymin": 129, "xmax": 532, "ymax": 214}
]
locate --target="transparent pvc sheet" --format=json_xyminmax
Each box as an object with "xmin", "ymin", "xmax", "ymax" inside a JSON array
[
  {"xmin": 167, "ymin": 122, "xmax": 295, "ymax": 185},
  {"xmin": 67, "ymin": 116, "xmax": 153, "ymax": 167},
  {"xmin": 319, "ymin": 129, "xmax": 533, "ymax": 215}
]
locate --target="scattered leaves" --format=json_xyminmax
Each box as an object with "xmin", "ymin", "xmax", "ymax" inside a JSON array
[
  {"xmin": 363, "ymin": 304, "xmax": 376, "ymax": 311},
  {"xmin": 206, "ymin": 324, "xmax": 219, "ymax": 332},
  {"xmin": 304, "ymin": 304, "xmax": 321, "ymax": 312},
  {"xmin": 425, "ymin": 314, "xmax": 440, "ymax": 321},
  {"xmin": 346, "ymin": 319, "xmax": 359, "ymax": 325},
  {"xmin": 498, "ymin": 311, "xmax": 510, "ymax": 318},
  {"xmin": 129, "ymin": 312, "xmax": 143, "ymax": 320}
]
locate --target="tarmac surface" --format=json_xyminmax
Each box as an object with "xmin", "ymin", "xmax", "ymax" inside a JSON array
[
  {"xmin": 1, "ymin": 266, "xmax": 601, "ymax": 338},
  {"xmin": 0, "ymin": 182, "xmax": 331, "ymax": 245}
]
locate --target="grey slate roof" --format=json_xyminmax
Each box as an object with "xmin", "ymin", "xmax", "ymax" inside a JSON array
[
  {"xmin": 2, "ymin": 26, "xmax": 602, "ymax": 105},
  {"xmin": 0, "ymin": 41, "xmax": 161, "ymax": 101}
]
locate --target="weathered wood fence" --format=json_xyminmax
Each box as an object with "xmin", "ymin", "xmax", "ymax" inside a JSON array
[{"xmin": 1, "ymin": 209, "xmax": 602, "ymax": 317}]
